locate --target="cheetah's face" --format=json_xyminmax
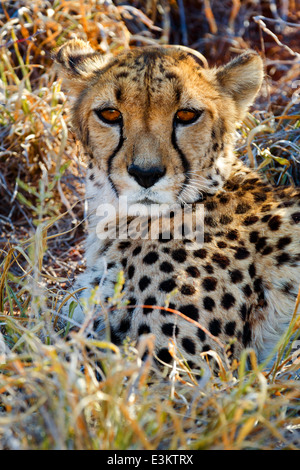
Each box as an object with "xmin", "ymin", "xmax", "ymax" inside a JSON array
[{"xmin": 55, "ymin": 41, "xmax": 263, "ymax": 210}]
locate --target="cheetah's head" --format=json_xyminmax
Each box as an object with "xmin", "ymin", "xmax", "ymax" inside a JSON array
[{"xmin": 54, "ymin": 40, "xmax": 263, "ymax": 211}]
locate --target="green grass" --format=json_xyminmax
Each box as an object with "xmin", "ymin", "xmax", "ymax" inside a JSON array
[{"xmin": 0, "ymin": 0, "xmax": 300, "ymax": 450}]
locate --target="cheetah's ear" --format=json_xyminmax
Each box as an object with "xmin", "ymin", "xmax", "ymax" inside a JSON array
[
  {"xmin": 216, "ymin": 51, "xmax": 264, "ymax": 115},
  {"xmin": 53, "ymin": 39, "xmax": 110, "ymax": 96}
]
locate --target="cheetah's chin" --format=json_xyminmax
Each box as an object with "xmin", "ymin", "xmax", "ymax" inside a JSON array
[{"xmin": 127, "ymin": 202, "xmax": 171, "ymax": 217}]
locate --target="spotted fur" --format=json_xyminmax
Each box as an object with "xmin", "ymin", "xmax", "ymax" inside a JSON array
[{"xmin": 55, "ymin": 40, "xmax": 300, "ymax": 368}]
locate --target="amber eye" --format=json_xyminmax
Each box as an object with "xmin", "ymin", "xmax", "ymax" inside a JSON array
[
  {"xmin": 175, "ymin": 109, "xmax": 202, "ymax": 125},
  {"xmin": 94, "ymin": 108, "xmax": 122, "ymax": 124}
]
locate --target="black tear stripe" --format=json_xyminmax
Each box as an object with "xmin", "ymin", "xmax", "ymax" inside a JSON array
[
  {"xmin": 107, "ymin": 126, "xmax": 124, "ymax": 197},
  {"xmin": 171, "ymin": 122, "xmax": 190, "ymax": 197}
]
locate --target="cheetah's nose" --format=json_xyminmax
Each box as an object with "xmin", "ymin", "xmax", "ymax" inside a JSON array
[{"xmin": 128, "ymin": 164, "xmax": 166, "ymax": 189}]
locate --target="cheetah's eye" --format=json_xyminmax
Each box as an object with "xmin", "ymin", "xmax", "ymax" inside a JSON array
[
  {"xmin": 175, "ymin": 109, "xmax": 202, "ymax": 125},
  {"xmin": 94, "ymin": 108, "xmax": 122, "ymax": 124}
]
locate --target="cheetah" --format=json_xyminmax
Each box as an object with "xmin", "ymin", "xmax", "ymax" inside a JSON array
[{"xmin": 54, "ymin": 39, "xmax": 300, "ymax": 369}]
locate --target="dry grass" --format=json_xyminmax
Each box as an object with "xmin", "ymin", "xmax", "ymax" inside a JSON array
[{"xmin": 0, "ymin": 0, "xmax": 300, "ymax": 450}]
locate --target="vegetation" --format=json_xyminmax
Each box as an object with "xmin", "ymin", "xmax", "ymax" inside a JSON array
[{"xmin": 0, "ymin": 0, "xmax": 299, "ymax": 450}]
